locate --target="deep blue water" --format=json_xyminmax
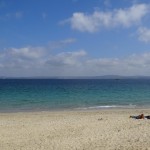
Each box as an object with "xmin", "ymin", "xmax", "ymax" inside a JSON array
[{"xmin": 0, "ymin": 79, "xmax": 150, "ymax": 112}]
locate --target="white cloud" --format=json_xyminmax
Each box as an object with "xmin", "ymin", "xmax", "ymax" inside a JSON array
[
  {"xmin": 138, "ymin": 27, "xmax": 150, "ymax": 42},
  {"xmin": 46, "ymin": 50, "xmax": 86, "ymax": 67},
  {"xmin": 1, "ymin": 44, "xmax": 150, "ymax": 76},
  {"xmin": 65, "ymin": 3, "xmax": 149, "ymax": 32},
  {"xmin": 9, "ymin": 47, "xmax": 46, "ymax": 59},
  {"xmin": 0, "ymin": 46, "xmax": 47, "ymax": 70},
  {"xmin": 44, "ymin": 52, "xmax": 150, "ymax": 76},
  {"xmin": 81, "ymin": 53, "xmax": 150, "ymax": 76}
]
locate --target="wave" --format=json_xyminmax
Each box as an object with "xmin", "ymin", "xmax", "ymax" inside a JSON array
[{"xmin": 75, "ymin": 104, "xmax": 137, "ymax": 110}]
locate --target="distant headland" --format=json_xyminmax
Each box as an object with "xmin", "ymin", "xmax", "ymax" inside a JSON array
[{"xmin": 1, "ymin": 75, "xmax": 150, "ymax": 79}]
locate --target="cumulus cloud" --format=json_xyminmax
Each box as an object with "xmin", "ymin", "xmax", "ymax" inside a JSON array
[
  {"xmin": 9, "ymin": 47, "xmax": 46, "ymax": 59},
  {"xmin": 1, "ymin": 45, "xmax": 150, "ymax": 76},
  {"xmin": 138, "ymin": 27, "xmax": 150, "ymax": 42},
  {"xmin": 82, "ymin": 52, "xmax": 150, "ymax": 75},
  {"xmin": 64, "ymin": 3, "xmax": 149, "ymax": 32},
  {"xmin": 0, "ymin": 46, "xmax": 47, "ymax": 71},
  {"xmin": 0, "ymin": 46, "xmax": 87, "ymax": 76},
  {"xmin": 46, "ymin": 50, "xmax": 86, "ymax": 67}
]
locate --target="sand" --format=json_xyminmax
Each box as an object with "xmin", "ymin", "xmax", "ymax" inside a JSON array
[{"xmin": 0, "ymin": 109, "xmax": 150, "ymax": 150}]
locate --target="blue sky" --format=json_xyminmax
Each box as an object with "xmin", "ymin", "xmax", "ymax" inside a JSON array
[{"xmin": 1, "ymin": 0, "xmax": 150, "ymax": 77}]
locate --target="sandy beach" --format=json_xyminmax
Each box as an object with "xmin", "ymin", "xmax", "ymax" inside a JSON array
[{"xmin": 0, "ymin": 109, "xmax": 150, "ymax": 150}]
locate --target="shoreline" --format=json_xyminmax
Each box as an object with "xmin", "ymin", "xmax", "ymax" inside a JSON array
[{"xmin": 0, "ymin": 105, "xmax": 150, "ymax": 113}]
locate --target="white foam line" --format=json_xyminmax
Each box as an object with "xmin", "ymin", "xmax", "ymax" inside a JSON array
[{"xmin": 75, "ymin": 105, "xmax": 137, "ymax": 110}]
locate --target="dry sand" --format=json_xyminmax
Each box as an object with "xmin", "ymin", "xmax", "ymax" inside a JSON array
[{"xmin": 0, "ymin": 109, "xmax": 150, "ymax": 150}]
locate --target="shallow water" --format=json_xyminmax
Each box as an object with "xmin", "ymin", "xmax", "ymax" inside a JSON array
[{"xmin": 0, "ymin": 79, "xmax": 150, "ymax": 112}]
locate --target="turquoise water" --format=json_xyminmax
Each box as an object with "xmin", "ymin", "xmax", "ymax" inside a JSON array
[{"xmin": 0, "ymin": 79, "xmax": 150, "ymax": 112}]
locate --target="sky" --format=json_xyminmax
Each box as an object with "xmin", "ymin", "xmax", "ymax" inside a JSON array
[{"xmin": 1, "ymin": 0, "xmax": 150, "ymax": 77}]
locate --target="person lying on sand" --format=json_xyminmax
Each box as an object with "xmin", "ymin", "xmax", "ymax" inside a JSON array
[
  {"xmin": 130, "ymin": 114, "xmax": 150, "ymax": 119},
  {"xmin": 130, "ymin": 114, "xmax": 144, "ymax": 119}
]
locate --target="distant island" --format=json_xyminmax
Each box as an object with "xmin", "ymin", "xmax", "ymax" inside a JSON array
[{"xmin": 1, "ymin": 75, "xmax": 150, "ymax": 79}]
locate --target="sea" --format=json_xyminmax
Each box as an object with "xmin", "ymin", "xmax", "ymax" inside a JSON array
[{"xmin": 0, "ymin": 79, "xmax": 150, "ymax": 112}]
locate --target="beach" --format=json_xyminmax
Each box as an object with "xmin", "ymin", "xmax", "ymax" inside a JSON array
[{"xmin": 0, "ymin": 109, "xmax": 150, "ymax": 150}]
